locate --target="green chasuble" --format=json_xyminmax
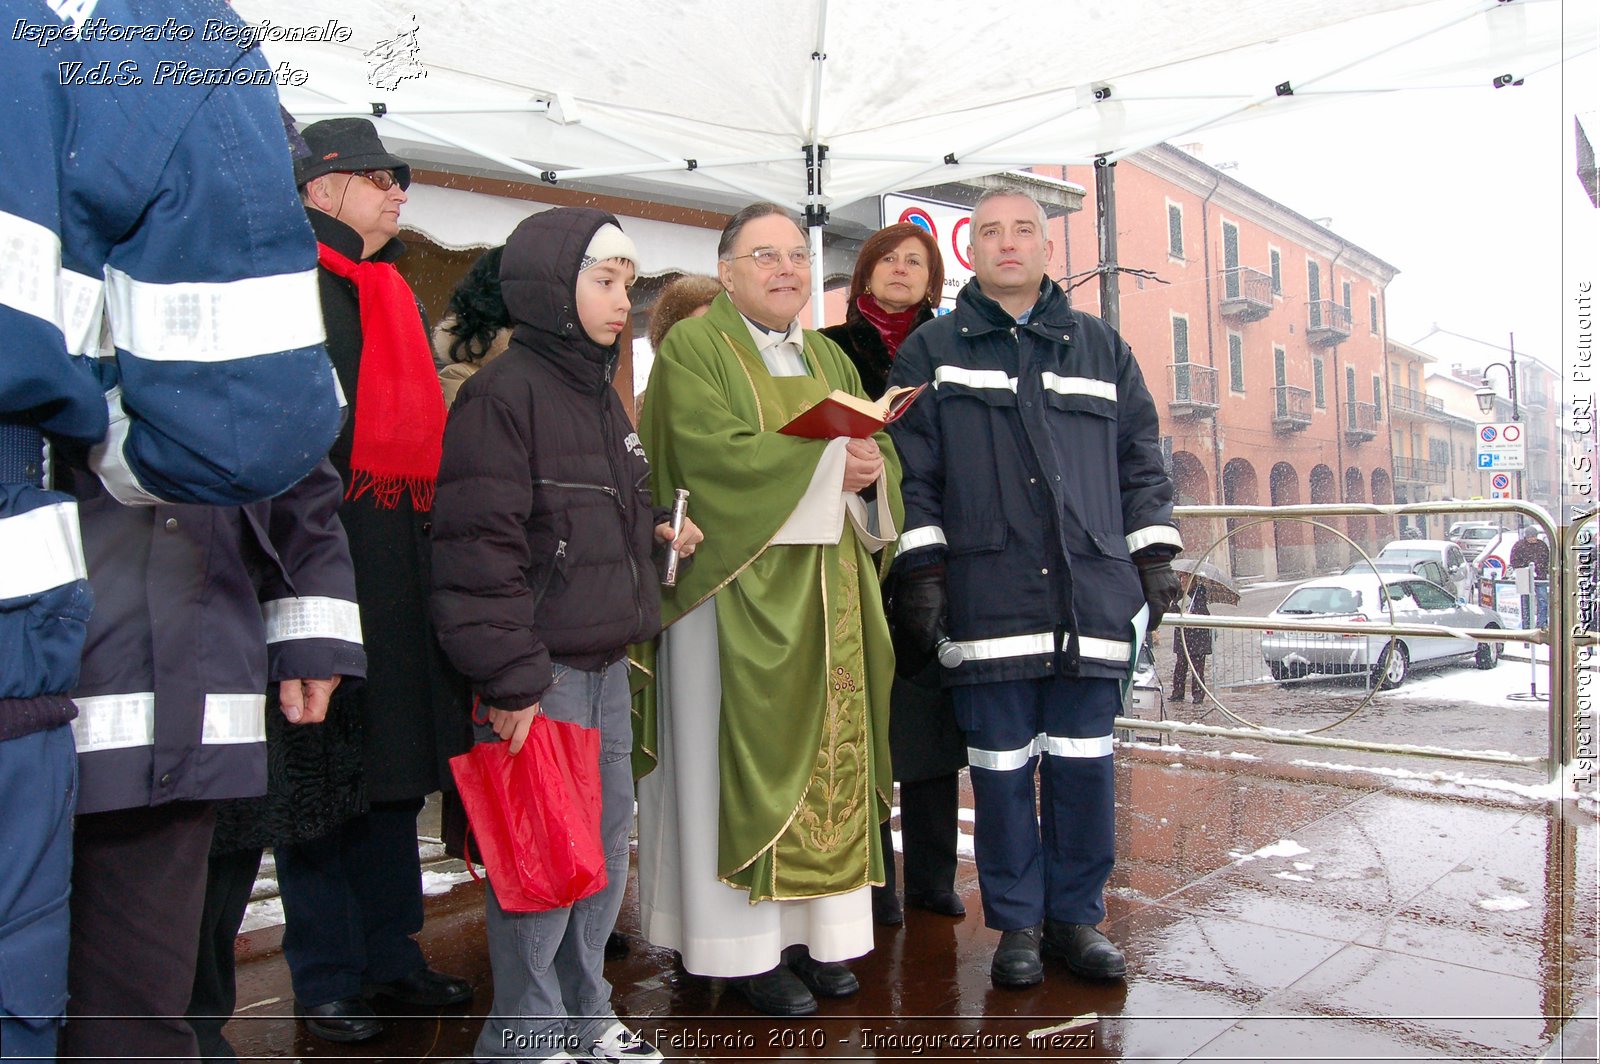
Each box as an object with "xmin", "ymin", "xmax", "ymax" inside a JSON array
[{"xmin": 636, "ymin": 292, "xmax": 902, "ymax": 903}]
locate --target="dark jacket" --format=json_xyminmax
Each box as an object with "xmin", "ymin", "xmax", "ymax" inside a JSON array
[
  {"xmin": 430, "ymin": 208, "xmax": 665, "ymax": 710},
  {"xmin": 309, "ymin": 209, "xmax": 471, "ymax": 803},
  {"xmin": 887, "ymin": 277, "xmax": 1181, "ymax": 685},
  {"xmin": 65, "ymin": 458, "xmax": 365, "ymax": 816},
  {"xmin": 819, "ymin": 307, "xmax": 934, "ymax": 399},
  {"xmin": 822, "ymin": 306, "xmax": 964, "ymax": 781},
  {"xmin": 1181, "ymin": 584, "xmax": 1214, "ymax": 656}
]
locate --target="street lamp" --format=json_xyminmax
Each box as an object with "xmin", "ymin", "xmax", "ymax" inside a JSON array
[{"xmin": 1473, "ymin": 333, "xmax": 1522, "ymax": 511}]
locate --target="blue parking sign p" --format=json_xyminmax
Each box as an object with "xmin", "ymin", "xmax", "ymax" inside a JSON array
[{"xmin": 1478, "ymin": 453, "xmax": 1493, "ymax": 467}]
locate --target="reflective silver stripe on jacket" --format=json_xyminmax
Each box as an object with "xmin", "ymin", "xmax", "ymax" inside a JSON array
[
  {"xmin": 1040, "ymin": 373, "xmax": 1117, "ymax": 402},
  {"xmin": 933, "ymin": 365, "xmax": 1017, "ymax": 392},
  {"xmin": 71, "ymin": 692, "xmax": 267, "ymax": 754},
  {"xmin": 0, "ymin": 500, "xmax": 86, "ymax": 600},
  {"xmin": 0, "ymin": 210, "xmax": 104, "ymax": 355},
  {"xmin": 262, "ymin": 596, "xmax": 364, "ymax": 645},
  {"xmin": 897, "ymin": 525, "xmax": 948, "ymax": 554},
  {"xmin": 104, "ymin": 265, "xmax": 325, "ymax": 364},
  {"xmin": 968, "ymin": 731, "xmax": 1115, "ymax": 770},
  {"xmin": 948, "ymin": 630, "xmax": 1133, "ymax": 667},
  {"xmin": 1126, "ymin": 524, "xmax": 1184, "ymax": 554}
]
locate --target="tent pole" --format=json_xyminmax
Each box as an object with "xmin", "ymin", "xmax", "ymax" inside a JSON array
[
  {"xmin": 1094, "ymin": 157, "xmax": 1120, "ymax": 331},
  {"xmin": 809, "ymin": 221, "xmax": 826, "ymax": 329}
]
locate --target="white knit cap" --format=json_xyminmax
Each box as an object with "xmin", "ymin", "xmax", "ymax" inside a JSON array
[{"xmin": 580, "ymin": 223, "xmax": 638, "ymax": 271}]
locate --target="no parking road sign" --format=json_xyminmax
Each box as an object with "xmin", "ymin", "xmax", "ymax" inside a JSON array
[
  {"xmin": 1490, "ymin": 472, "xmax": 1513, "ymax": 499},
  {"xmin": 1476, "ymin": 422, "xmax": 1525, "ymax": 471}
]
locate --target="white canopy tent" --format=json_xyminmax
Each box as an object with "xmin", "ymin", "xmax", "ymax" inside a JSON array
[{"xmin": 242, "ymin": 0, "xmax": 1594, "ymax": 319}]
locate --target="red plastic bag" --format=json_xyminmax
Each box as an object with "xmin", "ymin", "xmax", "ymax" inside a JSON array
[{"xmin": 449, "ymin": 714, "xmax": 606, "ymax": 912}]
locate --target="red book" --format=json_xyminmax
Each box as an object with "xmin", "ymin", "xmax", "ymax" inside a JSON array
[{"xmin": 778, "ymin": 383, "xmax": 927, "ymax": 439}]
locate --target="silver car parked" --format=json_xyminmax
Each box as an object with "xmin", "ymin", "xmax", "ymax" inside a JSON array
[{"xmin": 1261, "ymin": 572, "xmax": 1502, "ymax": 688}]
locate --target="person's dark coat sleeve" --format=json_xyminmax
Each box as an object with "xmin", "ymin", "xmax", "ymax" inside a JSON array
[
  {"xmin": 256, "ymin": 458, "xmax": 367, "ymax": 683},
  {"xmin": 885, "ymin": 329, "xmax": 947, "ymax": 572},
  {"xmin": 1113, "ymin": 334, "xmax": 1181, "ymax": 560},
  {"xmin": 430, "ymin": 391, "xmax": 552, "ymax": 710}
]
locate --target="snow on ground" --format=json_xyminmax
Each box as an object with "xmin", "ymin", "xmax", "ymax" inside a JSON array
[
  {"xmin": 1289, "ymin": 758, "xmax": 1576, "ymax": 804},
  {"xmin": 1230, "ymin": 839, "xmax": 1310, "ymax": 863},
  {"xmin": 1478, "ymin": 896, "xmax": 1533, "ymax": 912},
  {"xmin": 422, "ymin": 868, "xmax": 475, "ymax": 895},
  {"xmin": 1376, "ymin": 661, "xmax": 1553, "ymax": 711}
]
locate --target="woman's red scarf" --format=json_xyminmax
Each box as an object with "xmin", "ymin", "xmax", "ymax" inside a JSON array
[
  {"xmin": 317, "ymin": 243, "xmax": 445, "ymax": 510},
  {"xmin": 856, "ymin": 293, "xmax": 921, "ymax": 358}
]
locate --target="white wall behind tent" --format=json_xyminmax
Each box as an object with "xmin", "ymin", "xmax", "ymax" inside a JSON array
[
  {"xmin": 244, "ymin": 0, "xmax": 1595, "ymax": 320},
  {"xmin": 400, "ymin": 184, "xmax": 720, "ymax": 275}
]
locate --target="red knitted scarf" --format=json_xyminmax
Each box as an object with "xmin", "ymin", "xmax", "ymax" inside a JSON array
[
  {"xmin": 856, "ymin": 293, "xmax": 921, "ymax": 358},
  {"xmin": 317, "ymin": 243, "xmax": 445, "ymax": 511}
]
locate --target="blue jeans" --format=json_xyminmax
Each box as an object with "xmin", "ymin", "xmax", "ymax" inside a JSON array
[
  {"xmin": 475, "ymin": 661, "xmax": 634, "ymax": 1062},
  {"xmin": 0, "ymin": 725, "xmax": 76, "ymax": 1061},
  {"xmin": 951, "ymin": 676, "xmax": 1119, "ymax": 930}
]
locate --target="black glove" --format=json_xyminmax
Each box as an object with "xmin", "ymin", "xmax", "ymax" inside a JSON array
[
  {"xmin": 1134, "ymin": 553, "xmax": 1182, "ymax": 631},
  {"xmin": 888, "ymin": 564, "xmax": 947, "ymax": 678}
]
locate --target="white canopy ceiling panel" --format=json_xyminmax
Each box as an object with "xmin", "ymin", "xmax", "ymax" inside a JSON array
[
  {"xmin": 399, "ymin": 185, "xmax": 720, "ymax": 275},
  {"xmin": 243, "ymin": 0, "xmax": 1592, "ymax": 211}
]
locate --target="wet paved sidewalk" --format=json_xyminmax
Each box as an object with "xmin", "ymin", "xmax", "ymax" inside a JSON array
[{"xmin": 218, "ymin": 745, "xmax": 1598, "ymax": 1062}]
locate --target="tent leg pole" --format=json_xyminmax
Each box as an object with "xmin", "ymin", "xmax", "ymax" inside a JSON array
[{"xmin": 810, "ymin": 222, "xmax": 826, "ymax": 329}]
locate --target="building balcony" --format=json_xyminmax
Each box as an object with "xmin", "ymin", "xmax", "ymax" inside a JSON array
[
  {"xmin": 1343, "ymin": 400, "xmax": 1377, "ymax": 443},
  {"xmin": 1218, "ymin": 267, "xmax": 1274, "ymax": 322},
  {"xmin": 1306, "ymin": 299, "xmax": 1352, "ymax": 347},
  {"xmin": 1272, "ymin": 385, "xmax": 1312, "ymax": 432},
  {"xmin": 1392, "ymin": 455, "xmax": 1447, "ymax": 484},
  {"xmin": 1168, "ymin": 362, "xmax": 1218, "ymax": 418},
  {"xmin": 1388, "ymin": 383, "xmax": 1445, "ymax": 420}
]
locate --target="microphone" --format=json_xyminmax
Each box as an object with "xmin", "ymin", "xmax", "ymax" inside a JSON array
[{"xmin": 934, "ymin": 633, "xmax": 964, "ymax": 668}]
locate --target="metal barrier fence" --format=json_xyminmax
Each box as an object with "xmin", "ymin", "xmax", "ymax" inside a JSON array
[{"xmin": 1115, "ymin": 499, "xmax": 1594, "ymax": 789}]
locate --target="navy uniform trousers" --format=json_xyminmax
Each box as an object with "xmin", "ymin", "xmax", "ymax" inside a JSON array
[{"xmin": 950, "ymin": 675, "xmax": 1119, "ymax": 931}]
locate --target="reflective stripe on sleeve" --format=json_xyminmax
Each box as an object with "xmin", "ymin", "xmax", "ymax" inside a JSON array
[
  {"xmin": 1040, "ymin": 373, "xmax": 1117, "ymax": 402},
  {"xmin": 87, "ymin": 386, "xmax": 161, "ymax": 506},
  {"xmin": 0, "ymin": 210, "xmax": 105, "ymax": 354},
  {"xmin": 262, "ymin": 596, "xmax": 364, "ymax": 645},
  {"xmin": 897, "ymin": 525, "xmax": 948, "ymax": 554},
  {"xmin": 105, "ymin": 266, "xmax": 325, "ymax": 364},
  {"xmin": 0, "ymin": 501, "xmax": 87, "ymax": 600},
  {"xmin": 1126, "ymin": 525, "xmax": 1184, "ymax": 554},
  {"xmin": 933, "ymin": 366, "xmax": 1017, "ymax": 392},
  {"xmin": 71, "ymin": 692, "xmax": 267, "ymax": 753}
]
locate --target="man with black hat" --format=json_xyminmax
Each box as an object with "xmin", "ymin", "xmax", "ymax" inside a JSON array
[{"xmin": 268, "ymin": 117, "xmax": 474, "ymax": 1044}]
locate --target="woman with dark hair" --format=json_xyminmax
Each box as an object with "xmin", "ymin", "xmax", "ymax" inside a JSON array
[
  {"xmin": 821, "ymin": 223, "xmax": 965, "ymax": 928},
  {"xmin": 434, "ymin": 245, "xmax": 512, "ymax": 406}
]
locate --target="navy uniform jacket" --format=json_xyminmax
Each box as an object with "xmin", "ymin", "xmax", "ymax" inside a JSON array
[
  {"xmin": 0, "ymin": 0, "xmax": 348, "ymax": 806},
  {"xmin": 887, "ymin": 277, "xmax": 1180, "ymax": 685}
]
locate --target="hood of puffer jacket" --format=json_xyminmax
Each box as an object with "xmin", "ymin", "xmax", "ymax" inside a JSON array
[{"xmin": 499, "ymin": 207, "xmax": 625, "ymax": 395}]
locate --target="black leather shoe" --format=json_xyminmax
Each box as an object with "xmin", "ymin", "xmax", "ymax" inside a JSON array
[
  {"xmin": 784, "ymin": 946, "xmax": 859, "ymax": 998},
  {"xmin": 605, "ymin": 930, "xmax": 632, "ymax": 960},
  {"xmin": 872, "ymin": 886, "xmax": 904, "ymax": 926},
  {"xmin": 1044, "ymin": 920, "xmax": 1127, "ymax": 980},
  {"xmin": 362, "ymin": 966, "xmax": 473, "ymax": 1008},
  {"xmin": 733, "ymin": 964, "xmax": 817, "ymax": 1016},
  {"xmin": 295, "ymin": 997, "xmax": 383, "ymax": 1043},
  {"xmin": 990, "ymin": 925, "xmax": 1044, "ymax": 988},
  {"xmin": 905, "ymin": 889, "xmax": 966, "ymax": 917}
]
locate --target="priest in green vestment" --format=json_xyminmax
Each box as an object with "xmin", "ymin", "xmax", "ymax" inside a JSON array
[{"xmin": 634, "ymin": 203, "xmax": 902, "ymax": 1016}]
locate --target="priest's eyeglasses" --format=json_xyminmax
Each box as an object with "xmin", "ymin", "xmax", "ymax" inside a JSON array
[{"xmin": 731, "ymin": 246, "xmax": 814, "ymax": 269}]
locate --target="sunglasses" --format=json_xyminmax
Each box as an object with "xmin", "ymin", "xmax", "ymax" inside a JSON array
[{"xmin": 348, "ymin": 169, "xmax": 403, "ymax": 191}]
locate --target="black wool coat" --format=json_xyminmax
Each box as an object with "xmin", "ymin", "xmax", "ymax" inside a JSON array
[
  {"xmin": 307, "ymin": 209, "xmax": 471, "ymax": 805},
  {"xmin": 821, "ymin": 307, "xmax": 965, "ymax": 782}
]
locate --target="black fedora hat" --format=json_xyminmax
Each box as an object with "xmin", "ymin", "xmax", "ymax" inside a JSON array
[{"xmin": 294, "ymin": 118, "xmax": 412, "ymax": 190}]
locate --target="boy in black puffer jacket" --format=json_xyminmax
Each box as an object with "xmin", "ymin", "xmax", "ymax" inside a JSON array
[{"xmin": 430, "ymin": 208, "xmax": 700, "ymax": 1064}]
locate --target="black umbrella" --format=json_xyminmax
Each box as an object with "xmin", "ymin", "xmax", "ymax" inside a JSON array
[{"xmin": 1171, "ymin": 558, "xmax": 1241, "ymax": 605}]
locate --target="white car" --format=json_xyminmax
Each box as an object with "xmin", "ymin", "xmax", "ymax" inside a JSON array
[
  {"xmin": 1261, "ymin": 572, "xmax": 1502, "ymax": 688},
  {"xmin": 1373, "ymin": 539, "xmax": 1472, "ymax": 601}
]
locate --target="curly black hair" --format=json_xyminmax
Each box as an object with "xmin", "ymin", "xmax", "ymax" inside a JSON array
[{"xmin": 443, "ymin": 245, "xmax": 511, "ymax": 364}]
